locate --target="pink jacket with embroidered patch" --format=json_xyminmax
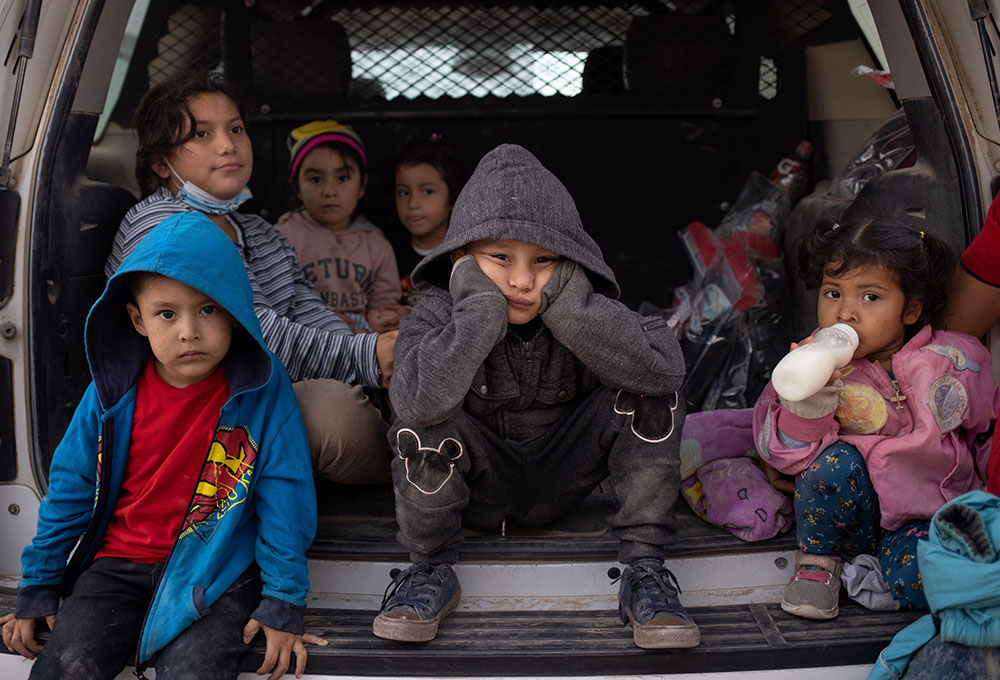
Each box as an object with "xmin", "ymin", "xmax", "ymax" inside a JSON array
[{"xmin": 753, "ymin": 325, "xmax": 1000, "ymax": 531}]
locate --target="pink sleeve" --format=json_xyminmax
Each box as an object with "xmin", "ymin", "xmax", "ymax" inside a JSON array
[
  {"xmin": 365, "ymin": 232, "xmax": 403, "ymax": 310},
  {"xmin": 955, "ymin": 336, "xmax": 1000, "ymax": 485},
  {"xmin": 753, "ymin": 382, "xmax": 841, "ymax": 475}
]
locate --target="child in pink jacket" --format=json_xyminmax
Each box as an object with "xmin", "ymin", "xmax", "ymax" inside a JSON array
[{"xmin": 754, "ymin": 217, "xmax": 1000, "ymax": 621}]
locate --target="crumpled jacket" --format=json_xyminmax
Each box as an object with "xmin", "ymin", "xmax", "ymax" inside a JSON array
[
  {"xmin": 868, "ymin": 491, "xmax": 1000, "ymax": 680},
  {"xmin": 754, "ymin": 326, "xmax": 1000, "ymax": 530}
]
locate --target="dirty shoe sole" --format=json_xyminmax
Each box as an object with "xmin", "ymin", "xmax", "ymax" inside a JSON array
[
  {"xmin": 628, "ymin": 612, "xmax": 702, "ymax": 650},
  {"xmin": 373, "ymin": 590, "xmax": 461, "ymax": 642},
  {"xmin": 781, "ymin": 599, "xmax": 839, "ymax": 620}
]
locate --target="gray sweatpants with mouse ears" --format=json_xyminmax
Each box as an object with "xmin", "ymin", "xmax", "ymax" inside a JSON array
[{"xmin": 387, "ymin": 385, "xmax": 685, "ymax": 565}]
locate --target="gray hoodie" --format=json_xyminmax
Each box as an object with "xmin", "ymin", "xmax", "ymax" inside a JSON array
[{"xmin": 391, "ymin": 144, "xmax": 685, "ymax": 435}]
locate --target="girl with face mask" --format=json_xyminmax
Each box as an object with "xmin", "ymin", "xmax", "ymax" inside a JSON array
[{"xmin": 105, "ymin": 71, "xmax": 397, "ymax": 488}]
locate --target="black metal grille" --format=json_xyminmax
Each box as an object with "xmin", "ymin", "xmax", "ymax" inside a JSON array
[
  {"xmin": 137, "ymin": 1, "xmax": 839, "ymax": 106},
  {"xmin": 330, "ymin": 4, "xmax": 642, "ymax": 99},
  {"xmin": 148, "ymin": 4, "xmax": 222, "ymax": 88}
]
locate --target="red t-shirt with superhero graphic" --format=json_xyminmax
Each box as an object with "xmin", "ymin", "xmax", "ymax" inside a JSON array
[
  {"xmin": 961, "ymin": 194, "xmax": 1000, "ymax": 494},
  {"xmin": 96, "ymin": 357, "xmax": 229, "ymax": 563}
]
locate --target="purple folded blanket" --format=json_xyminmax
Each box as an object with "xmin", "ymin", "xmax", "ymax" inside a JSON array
[{"xmin": 680, "ymin": 408, "xmax": 794, "ymax": 542}]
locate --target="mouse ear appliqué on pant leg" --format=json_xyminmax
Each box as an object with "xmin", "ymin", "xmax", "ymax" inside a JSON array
[
  {"xmin": 396, "ymin": 428, "xmax": 464, "ymax": 495},
  {"xmin": 614, "ymin": 390, "xmax": 677, "ymax": 443}
]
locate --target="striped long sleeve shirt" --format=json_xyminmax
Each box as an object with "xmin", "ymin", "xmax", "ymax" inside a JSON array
[{"xmin": 106, "ymin": 189, "xmax": 380, "ymax": 386}]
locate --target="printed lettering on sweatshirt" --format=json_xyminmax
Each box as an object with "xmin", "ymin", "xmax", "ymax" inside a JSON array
[{"xmin": 302, "ymin": 257, "xmax": 375, "ymax": 291}]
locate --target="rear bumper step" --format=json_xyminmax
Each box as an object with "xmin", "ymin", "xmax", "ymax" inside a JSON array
[
  {"xmin": 0, "ymin": 588, "xmax": 918, "ymax": 677},
  {"xmin": 284, "ymin": 602, "xmax": 920, "ymax": 676}
]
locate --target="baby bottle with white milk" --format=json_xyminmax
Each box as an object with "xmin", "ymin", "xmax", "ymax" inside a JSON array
[{"xmin": 771, "ymin": 323, "xmax": 859, "ymax": 402}]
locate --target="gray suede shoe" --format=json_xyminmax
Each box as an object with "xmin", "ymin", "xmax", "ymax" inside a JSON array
[
  {"xmin": 373, "ymin": 563, "xmax": 461, "ymax": 642},
  {"xmin": 618, "ymin": 558, "xmax": 701, "ymax": 649},
  {"xmin": 781, "ymin": 552, "xmax": 842, "ymax": 620}
]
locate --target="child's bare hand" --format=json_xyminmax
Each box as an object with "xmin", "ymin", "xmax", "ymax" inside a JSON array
[
  {"xmin": 788, "ymin": 335, "xmax": 813, "ymax": 351},
  {"xmin": 376, "ymin": 330, "xmax": 397, "ymax": 389},
  {"xmin": 759, "ymin": 459, "xmax": 795, "ymax": 495},
  {"xmin": 243, "ymin": 618, "xmax": 328, "ymax": 680},
  {"xmin": 366, "ymin": 308, "xmax": 395, "ymax": 332},
  {"xmin": 367, "ymin": 303, "xmax": 411, "ymax": 333},
  {"xmin": 1, "ymin": 612, "xmax": 56, "ymax": 659},
  {"xmin": 787, "ymin": 336, "xmax": 843, "ymax": 380}
]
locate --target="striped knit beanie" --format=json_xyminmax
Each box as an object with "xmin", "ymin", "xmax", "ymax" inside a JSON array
[{"xmin": 287, "ymin": 120, "xmax": 367, "ymax": 178}]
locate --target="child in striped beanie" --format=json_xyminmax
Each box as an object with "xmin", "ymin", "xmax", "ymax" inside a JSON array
[{"xmin": 278, "ymin": 120, "xmax": 408, "ymax": 332}]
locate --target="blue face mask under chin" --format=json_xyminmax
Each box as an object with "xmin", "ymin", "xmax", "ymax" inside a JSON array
[{"xmin": 166, "ymin": 160, "xmax": 253, "ymax": 215}]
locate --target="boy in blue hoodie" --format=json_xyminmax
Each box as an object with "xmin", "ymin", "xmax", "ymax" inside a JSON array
[
  {"xmin": 1, "ymin": 213, "xmax": 322, "ymax": 679},
  {"xmin": 373, "ymin": 145, "xmax": 698, "ymax": 650}
]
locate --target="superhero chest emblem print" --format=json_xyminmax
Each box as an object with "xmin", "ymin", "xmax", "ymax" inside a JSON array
[{"xmin": 180, "ymin": 425, "xmax": 258, "ymax": 542}]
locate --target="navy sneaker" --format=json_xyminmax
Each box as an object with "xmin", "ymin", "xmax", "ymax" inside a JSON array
[
  {"xmin": 373, "ymin": 563, "xmax": 461, "ymax": 642},
  {"xmin": 618, "ymin": 558, "xmax": 701, "ymax": 649}
]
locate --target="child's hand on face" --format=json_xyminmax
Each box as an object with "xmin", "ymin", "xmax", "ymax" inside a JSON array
[
  {"xmin": 538, "ymin": 259, "xmax": 578, "ymax": 314},
  {"xmin": 538, "ymin": 259, "xmax": 593, "ymax": 318},
  {"xmin": 448, "ymin": 252, "xmax": 505, "ymax": 304}
]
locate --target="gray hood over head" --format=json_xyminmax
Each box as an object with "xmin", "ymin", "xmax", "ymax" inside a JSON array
[{"xmin": 411, "ymin": 144, "xmax": 619, "ymax": 298}]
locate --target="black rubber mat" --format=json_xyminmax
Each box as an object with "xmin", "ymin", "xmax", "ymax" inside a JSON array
[
  {"xmin": 0, "ymin": 588, "xmax": 918, "ymax": 676},
  {"xmin": 290, "ymin": 600, "xmax": 921, "ymax": 675}
]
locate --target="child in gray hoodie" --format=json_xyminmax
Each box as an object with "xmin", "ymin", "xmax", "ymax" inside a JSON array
[{"xmin": 374, "ymin": 144, "xmax": 698, "ymax": 650}]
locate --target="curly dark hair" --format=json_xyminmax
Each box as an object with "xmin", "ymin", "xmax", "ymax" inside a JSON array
[
  {"xmin": 797, "ymin": 217, "xmax": 956, "ymax": 333},
  {"xmin": 133, "ymin": 71, "xmax": 246, "ymax": 197},
  {"xmin": 394, "ymin": 135, "xmax": 464, "ymax": 204}
]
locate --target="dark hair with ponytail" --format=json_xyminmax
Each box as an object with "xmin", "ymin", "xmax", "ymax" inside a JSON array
[{"xmin": 798, "ymin": 217, "xmax": 956, "ymax": 332}]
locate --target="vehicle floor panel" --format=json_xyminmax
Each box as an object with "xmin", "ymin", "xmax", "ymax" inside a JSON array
[{"xmin": 312, "ymin": 480, "xmax": 796, "ymax": 560}]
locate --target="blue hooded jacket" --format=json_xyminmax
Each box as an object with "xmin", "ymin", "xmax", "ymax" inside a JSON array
[
  {"xmin": 16, "ymin": 212, "xmax": 317, "ymax": 663},
  {"xmin": 868, "ymin": 490, "xmax": 1000, "ymax": 680}
]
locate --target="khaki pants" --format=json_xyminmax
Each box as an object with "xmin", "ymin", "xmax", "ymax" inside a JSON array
[{"xmin": 293, "ymin": 379, "xmax": 391, "ymax": 484}]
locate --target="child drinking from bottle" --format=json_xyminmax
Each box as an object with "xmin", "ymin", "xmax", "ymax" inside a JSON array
[{"xmin": 753, "ymin": 217, "xmax": 1000, "ymax": 620}]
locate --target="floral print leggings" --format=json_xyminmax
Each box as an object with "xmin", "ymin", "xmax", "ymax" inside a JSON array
[{"xmin": 795, "ymin": 442, "xmax": 928, "ymax": 609}]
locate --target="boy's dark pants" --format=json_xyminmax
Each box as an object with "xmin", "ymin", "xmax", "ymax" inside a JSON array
[
  {"xmin": 389, "ymin": 386, "xmax": 684, "ymax": 565},
  {"xmin": 28, "ymin": 557, "xmax": 259, "ymax": 680}
]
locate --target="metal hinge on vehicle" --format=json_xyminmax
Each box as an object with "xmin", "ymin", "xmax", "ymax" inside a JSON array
[
  {"xmin": 969, "ymin": 0, "xmax": 1000, "ymax": 125},
  {"xmin": 0, "ymin": 0, "xmax": 41, "ymax": 188}
]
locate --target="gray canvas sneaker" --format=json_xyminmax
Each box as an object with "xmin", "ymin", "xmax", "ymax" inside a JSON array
[
  {"xmin": 781, "ymin": 551, "xmax": 843, "ymax": 620},
  {"xmin": 618, "ymin": 558, "xmax": 701, "ymax": 649},
  {"xmin": 373, "ymin": 562, "xmax": 462, "ymax": 642}
]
